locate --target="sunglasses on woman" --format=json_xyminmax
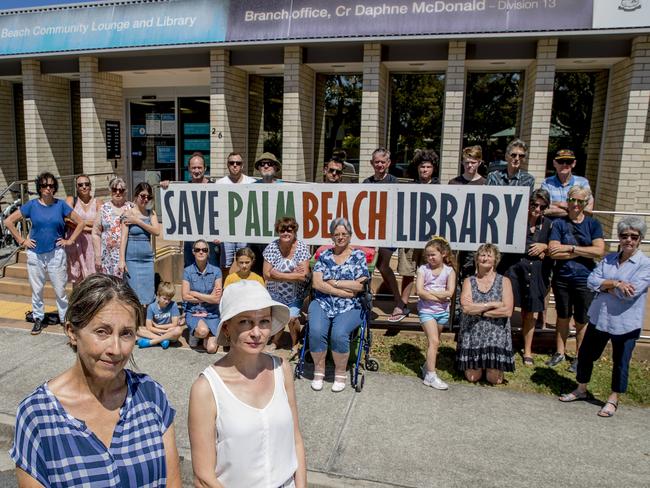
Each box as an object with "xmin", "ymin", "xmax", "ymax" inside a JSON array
[
  {"xmin": 193, "ymin": 247, "xmax": 209, "ymax": 253},
  {"xmin": 138, "ymin": 193, "xmax": 151, "ymax": 201},
  {"xmin": 619, "ymin": 233, "xmax": 640, "ymax": 241},
  {"xmin": 567, "ymin": 197, "xmax": 587, "ymax": 205},
  {"xmin": 112, "ymin": 188, "xmax": 126, "ymax": 194},
  {"xmin": 77, "ymin": 182, "xmax": 91, "ymax": 188},
  {"xmin": 529, "ymin": 202, "xmax": 548, "ymax": 210},
  {"xmin": 279, "ymin": 226, "xmax": 295, "ymax": 233}
]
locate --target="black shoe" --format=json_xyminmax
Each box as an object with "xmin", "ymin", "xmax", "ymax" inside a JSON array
[
  {"xmin": 545, "ymin": 352, "xmax": 565, "ymax": 367},
  {"xmin": 31, "ymin": 319, "xmax": 43, "ymax": 335}
]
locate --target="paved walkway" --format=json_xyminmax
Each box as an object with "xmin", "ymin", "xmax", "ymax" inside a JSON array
[{"xmin": 0, "ymin": 326, "xmax": 649, "ymax": 487}]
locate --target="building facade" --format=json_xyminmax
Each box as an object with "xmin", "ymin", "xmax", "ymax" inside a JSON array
[{"xmin": 0, "ymin": 0, "xmax": 648, "ymax": 238}]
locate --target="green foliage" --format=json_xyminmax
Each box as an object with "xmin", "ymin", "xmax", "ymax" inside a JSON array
[
  {"xmin": 389, "ymin": 74, "xmax": 445, "ymax": 167},
  {"xmin": 324, "ymin": 75, "xmax": 362, "ymax": 161}
]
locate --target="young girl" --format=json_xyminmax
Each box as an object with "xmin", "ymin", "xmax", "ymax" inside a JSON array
[
  {"xmin": 416, "ymin": 237, "xmax": 457, "ymax": 390},
  {"xmin": 223, "ymin": 247, "xmax": 266, "ymax": 288}
]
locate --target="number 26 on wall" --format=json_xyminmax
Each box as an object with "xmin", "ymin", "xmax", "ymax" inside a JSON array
[{"xmin": 211, "ymin": 128, "xmax": 222, "ymax": 139}]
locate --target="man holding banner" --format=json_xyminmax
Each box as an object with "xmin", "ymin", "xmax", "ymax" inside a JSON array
[{"xmin": 361, "ymin": 148, "xmax": 405, "ymax": 325}]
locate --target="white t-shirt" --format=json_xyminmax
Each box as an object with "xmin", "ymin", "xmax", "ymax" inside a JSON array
[{"xmin": 215, "ymin": 174, "xmax": 257, "ymax": 184}]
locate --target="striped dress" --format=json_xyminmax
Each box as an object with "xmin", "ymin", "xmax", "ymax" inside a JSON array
[{"xmin": 11, "ymin": 370, "xmax": 175, "ymax": 487}]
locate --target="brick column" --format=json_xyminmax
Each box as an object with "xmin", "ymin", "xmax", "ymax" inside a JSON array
[
  {"xmin": 22, "ymin": 60, "xmax": 74, "ymax": 195},
  {"xmin": 79, "ymin": 56, "xmax": 124, "ymax": 187},
  {"xmin": 520, "ymin": 39, "xmax": 558, "ymax": 184},
  {"xmin": 359, "ymin": 43, "xmax": 388, "ymax": 181},
  {"xmin": 282, "ymin": 46, "xmax": 315, "ymax": 182},
  {"xmin": 0, "ymin": 81, "xmax": 18, "ymax": 192},
  {"xmin": 584, "ymin": 70, "xmax": 609, "ymax": 189},
  {"xmin": 439, "ymin": 41, "xmax": 466, "ymax": 183},
  {"xmin": 595, "ymin": 36, "xmax": 650, "ymax": 241},
  {"xmin": 312, "ymin": 74, "xmax": 328, "ymax": 181},
  {"xmin": 248, "ymin": 74, "xmax": 265, "ymax": 175},
  {"xmin": 211, "ymin": 49, "xmax": 248, "ymax": 179}
]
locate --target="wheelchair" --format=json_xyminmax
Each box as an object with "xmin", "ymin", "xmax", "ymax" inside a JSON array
[{"xmin": 294, "ymin": 245, "xmax": 380, "ymax": 392}]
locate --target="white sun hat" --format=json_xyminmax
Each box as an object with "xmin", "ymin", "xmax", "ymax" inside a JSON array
[{"xmin": 217, "ymin": 280, "xmax": 290, "ymax": 345}]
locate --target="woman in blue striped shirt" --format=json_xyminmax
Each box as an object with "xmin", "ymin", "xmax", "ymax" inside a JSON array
[
  {"xmin": 11, "ymin": 274, "xmax": 181, "ymax": 487},
  {"xmin": 559, "ymin": 216, "xmax": 650, "ymax": 417}
]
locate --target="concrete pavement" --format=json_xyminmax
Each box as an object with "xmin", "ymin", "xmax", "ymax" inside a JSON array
[{"xmin": 0, "ymin": 326, "xmax": 649, "ymax": 487}]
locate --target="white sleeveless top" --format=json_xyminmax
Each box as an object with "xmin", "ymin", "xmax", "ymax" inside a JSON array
[{"xmin": 201, "ymin": 355, "xmax": 298, "ymax": 488}]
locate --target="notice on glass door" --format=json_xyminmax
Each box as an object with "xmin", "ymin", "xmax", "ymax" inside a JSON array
[
  {"xmin": 161, "ymin": 113, "xmax": 176, "ymax": 135},
  {"xmin": 145, "ymin": 113, "xmax": 161, "ymax": 135}
]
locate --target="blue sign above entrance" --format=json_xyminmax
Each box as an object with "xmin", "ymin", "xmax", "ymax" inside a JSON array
[
  {"xmin": 1, "ymin": 1, "xmax": 111, "ymax": 11},
  {"xmin": 0, "ymin": 0, "xmax": 228, "ymax": 56}
]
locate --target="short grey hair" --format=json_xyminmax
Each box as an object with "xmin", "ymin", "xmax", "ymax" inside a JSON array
[
  {"xmin": 567, "ymin": 184, "xmax": 592, "ymax": 200},
  {"xmin": 506, "ymin": 139, "xmax": 528, "ymax": 156},
  {"xmin": 371, "ymin": 148, "xmax": 390, "ymax": 161},
  {"xmin": 108, "ymin": 176, "xmax": 126, "ymax": 190},
  {"xmin": 617, "ymin": 216, "xmax": 647, "ymax": 240},
  {"xmin": 329, "ymin": 217, "xmax": 352, "ymax": 237}
]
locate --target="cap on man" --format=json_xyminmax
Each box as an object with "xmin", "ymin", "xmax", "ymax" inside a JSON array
[{"xmin": 541, "ymin": 149, "xmax": 593, "ymax": 217}]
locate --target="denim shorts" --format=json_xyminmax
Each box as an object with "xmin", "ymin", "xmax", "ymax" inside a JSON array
[
  {"xmin": 419, "ymin": 311, "xmax": 449, "ymax": 326},
  {"xmin": 287, "ymin": 297, "xmax": 304, "ymax": 319}
]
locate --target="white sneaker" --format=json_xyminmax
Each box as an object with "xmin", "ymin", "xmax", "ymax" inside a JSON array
[
  {"xmin": 331, "ymin": 375, "xmax": 347, "ymax": 392},
  {"xmin": 311, "ymin": 373, "xmax": 324, "ymax": 391},
  {"xmin": 423, "ymin": 371, "xmax": 448, "ymax": 390}
]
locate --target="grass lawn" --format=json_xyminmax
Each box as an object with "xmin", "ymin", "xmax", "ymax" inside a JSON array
[{"xmin": 369, "ymin": 333, "xmax": 650, "ymax": 407}]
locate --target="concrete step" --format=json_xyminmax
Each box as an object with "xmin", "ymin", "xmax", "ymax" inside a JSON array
[
  {"xmin": 0, "ymin": 276, "xmax": 72, "ymax": 299},
  {"xmin": 4, "ymin": 262, "xmax": 27, "ymax": 279}
]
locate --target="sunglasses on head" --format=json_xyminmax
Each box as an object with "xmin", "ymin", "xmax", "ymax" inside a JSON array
[
  {"xmin": 509, "ymin": 153, "xmax": 526, "ymax": 159},
  {"xmin": 228, "ymin": 160, "xmax": 243, "ymax": 166},
  {"xmin": 529, "ymin": 202, "xmax": 548, "ymax": 210},
  {"xmin": 619, "ymin": 233, "xmax": 640, "ymax": 241},
  {"xmin": 328, "ymin": 168, "xmax": 343, "ymax": 175},
  {"xmin": 193, "ymin": 247, "xmax": 209, "ymax": 253},
  {"xmin": 77, "ymin": 182, "xmax": 91, "ymax": 188}
]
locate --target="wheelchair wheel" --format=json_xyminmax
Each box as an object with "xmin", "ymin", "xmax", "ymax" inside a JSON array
[
  {"xmin": 365, "ymin": 358, "xmax": 379, "ymax": 372},
  {"xmin": 294, "ymin": 363, "xmax": 303, "ymax": 380},
  {"xmin": 355, "ymin": 371, "xmax": 365, "ymax": 392}
]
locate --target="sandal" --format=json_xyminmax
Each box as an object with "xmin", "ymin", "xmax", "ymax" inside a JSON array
[
  {"xmin": 387, "ymin": 306, "xmax": 409, "ymax": 323},
  {"xmin": 311, "ymin": 372, "xmax": 325, "ymax": 391},
  {"xmin": 332, "ymin": 374, "xmax": 347, "ymax": 393},
  {"xmin": 523, "ymin": 356, "xmax": 534, "ymax": 366},
  {"xmin": 597, "ymin": 400, "xmax": 618, "ymax": 418},
  {"xmin": 558, "ymin": 389, "xmax": 588, "ymax": 402}
]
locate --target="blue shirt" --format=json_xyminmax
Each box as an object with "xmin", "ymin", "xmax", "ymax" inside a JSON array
[
  {"xmin": 20, "ymin": 199, "xmax": 72, "ymax": 254},
  {"xmin": 587, "ymin": 251, "xmax": 650, "ymax": 335},
  {"xmin": 541, "ymin": 174, "xmax": 591, "ymax": 204},
  {"xmin": 11, "ymin": 370, "xmax": 175, "ymax": 488},
  {"xmin": 549, "ymin": 216, "xmax": 603, "ymax": 284},
  {"xmin": 183, "ymin": 263, "xmax": 221, "ymax": 316},
  {"xmin": 313, "ymin": 248, "xmax": 369, "ymax": 318},
  {"xmin": 147, "ymin": 301, "xmax": 180, "ymax": 325}
]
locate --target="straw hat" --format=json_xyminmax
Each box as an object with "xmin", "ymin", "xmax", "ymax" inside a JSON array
[{"xmin": 217, "ymin": 280, "xmax": 289, "ymax": 345}]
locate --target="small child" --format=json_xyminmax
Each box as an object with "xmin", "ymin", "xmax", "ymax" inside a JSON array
[
  {"xmin": 138, "ymin": 281, "xmax": 182, "ymax": 349},
  {"xmin": 416, "ymin": 236, "xmax": 457, "ymax": 390},
  {"xmin": 223, "ymin": 247, "xmax": 266, "ymax": 288}
]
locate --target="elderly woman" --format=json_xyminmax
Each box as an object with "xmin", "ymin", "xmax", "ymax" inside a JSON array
[
  {"xmin": 308, "ymin": 218, "xmax": 370, "ymax": 392},
  {"xmin": 65, "ymin": 174, "xmax": 102, "ymax": 287},
  {"xmin": 501, "ymin": 188, "xmax": 553, "ymax": 365},
  {"xmin": 183, "ymin": 238, "xmax": 222, "ymax": 353},
  {"xmin": 263, "ymin": 217, "xmax": 310, "ymax": 351},
  {"xmin": 10, "ymin": 274, "xmax": 181, "ymax": 487},
  {"xmin": 560, "ymin": 217, "xmax": 650, "ymax": 417},
  {"xmin": 3, "ymin": 172, "xmax": 84, "ymax": 335},
  {"xmin": 93, "ymin": 176, "xmax": 134, "ymax": 277},
  {"xmin": 547, "ymin": 185, "xmax": 605, "ymax": 371},
  {"xmin": 457, "ymin": 243, "xmax": 515, "ymax": 385},
  {"xmin": 189, "ymin": 280, "xmax": 306, "ymax": 487},
  {"xmin": 119, "ymin": 182, "xmax": 160, "ymax": 306}
]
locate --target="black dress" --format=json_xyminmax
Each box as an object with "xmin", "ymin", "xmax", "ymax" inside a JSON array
[{"xmin": 500, "ymin": 217, "xmax": 552, "ymax": 313}]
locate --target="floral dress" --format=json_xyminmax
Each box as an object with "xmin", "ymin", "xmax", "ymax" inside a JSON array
[
  {"xmin": 456, "ymin": 274, "xmax": 515, "ymax": 372},
  {"xmin": 263, "ymin": 239, "xmax": 311, "ymax": 306},
  {"xmin": 99, "ymin": 201, "xmax": 133, "ymax": 277}
]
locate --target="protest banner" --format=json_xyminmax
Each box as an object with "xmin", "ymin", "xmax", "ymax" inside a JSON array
[{"xmin": 160, "ymin": 183, "xmax": 529, "ymax": 252}]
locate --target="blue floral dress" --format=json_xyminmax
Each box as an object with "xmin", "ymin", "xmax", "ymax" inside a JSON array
[{"xmin": 313, "ymin": 248, "xmax": 369, "ymax": 317}]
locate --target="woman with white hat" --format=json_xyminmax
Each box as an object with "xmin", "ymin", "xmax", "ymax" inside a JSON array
[{"xmin": 188, "ymin": 280, "xmax": 306, "ymax": 488}]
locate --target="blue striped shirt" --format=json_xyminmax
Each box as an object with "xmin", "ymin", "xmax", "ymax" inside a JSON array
[{"xmin": 11, "ymin": 370, "xmax": 175, "ymax": 487}]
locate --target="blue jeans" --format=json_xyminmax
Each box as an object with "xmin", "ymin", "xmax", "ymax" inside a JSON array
[
  {"xmin": 308, "ymin": 300, "xmax": 362, "ymax": 354},
  {"xmin": 26, "ymin": 248, "xmax": 68, "ymax": 322},
  {"xmin": 577, "ymin": 323, "xmax": 640, "ymax": 393}
]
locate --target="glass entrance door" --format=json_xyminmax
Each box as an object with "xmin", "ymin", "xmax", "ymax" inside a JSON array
[{"xmin": 129, "ymin": 100, "xmax": 177, "ymax": 183}]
